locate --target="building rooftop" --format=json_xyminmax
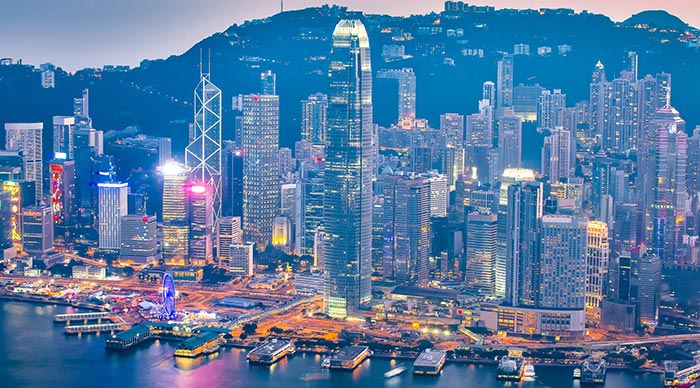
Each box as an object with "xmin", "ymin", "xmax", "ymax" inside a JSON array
[
  {"xmin": 176, "ymin": 331, "xmax": 220, "ymax": 350},
  {"xmin": 249, "ymin": 339, "xmax": 291, "ymax": 356},
  {"xmin": 109, "ymin": 324, "xmax": 150, "ymax": 341},
  {"xmin": 391, "ymin": 285, "xmax": 458, "ymax": 300},
  {"xmin": 414, "ymin": 349, "xmax": 447, "ymax": 367},
  {"xmin": 331, "ymin": 346, "xmax": 369, "ymax": 361}
]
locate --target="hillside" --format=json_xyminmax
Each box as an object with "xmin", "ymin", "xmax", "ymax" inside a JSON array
[{"xmin": 1, "ymin": 5, "xmax": 699, "ymax": 156}]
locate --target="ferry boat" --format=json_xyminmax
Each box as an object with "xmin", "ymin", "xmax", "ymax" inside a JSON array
[
  {"xmin": 496, "ymin": 355, "xmax": 524, "ymax": 381},
  {"xmin": 321, "ymin": 357, "xmax": 330, "ymax": 368},
  {"xmin": 301, "ymin": 373, "xmax": 329, "ymax": 382},
  {"xmin": 580, "ymin": 357, "xmax": 606, "ymax": 385},
  {"xmin": 573, "ymin": 367, "xmax": 581, "ymax": 379},
  {"xmin": 676, "ymin": 376, "xmax": 696, "ymax": 388},
  {"xmin": 384, "ymin": 363, "xmax": 409, "ymax": 378},
  {"xmin": 523, "ymin": 363, "xmax": 536, "ymax": 378}
]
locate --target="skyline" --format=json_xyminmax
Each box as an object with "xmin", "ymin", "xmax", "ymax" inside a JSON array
[{"xmin": 2, "ymin": 0, "xmax": 699, "ymax": 71}]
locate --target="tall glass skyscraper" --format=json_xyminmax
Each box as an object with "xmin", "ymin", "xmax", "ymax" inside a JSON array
[{"xmin": 323, "ymin": 19, "xmax": 374, "ymax": 318}]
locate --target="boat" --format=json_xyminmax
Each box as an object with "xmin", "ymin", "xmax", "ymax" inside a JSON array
[
  {"xmin": 301, "ymin": 372, "xmax": 329, "ymax": 382},
  {"xmin": 496, "ymin": 355, "xmax": 524, "ymax": 381},
  {"xmin": 384, "ymin": 363, "xmax": 408, "ymax": 378},
  {"xmin": 523, "ymin": 363, "xmax": 536, "ymax": 378},
  {"xmin": 580, "ymin": 357, "xmax": 606, "ymax": 385},
  {"xmin": 321, "ymin": 357, "xmax": 330, "ymax": 368},
  {"xmin": 573, "ymin": 367, "xmax": 581, "ymax": 379},
  {"xmin": 676, "ymin": 376, "xmax": 696, "ymax": 388}
]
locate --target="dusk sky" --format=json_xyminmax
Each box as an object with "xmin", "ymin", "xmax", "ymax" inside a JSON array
[{"xmin": 3, "ymin": 0, "xmax": 699, "ymax": 71}]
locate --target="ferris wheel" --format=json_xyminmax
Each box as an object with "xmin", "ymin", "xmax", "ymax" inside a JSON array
[{"xmin": 161, "ymin": 273, "xmax": 176, "ymax": 320}]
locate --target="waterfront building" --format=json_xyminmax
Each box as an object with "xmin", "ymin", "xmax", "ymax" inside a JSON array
[
  {"xmin": 465, "ymin": 212, "xmax": 497, "ymax": 296},
  {"xmin": 98, "ymin": 182, "xmax": 129, "ymax": 250},
  {"xmin": 323, "ymin": 19, "xmax": 374, "ymax": 318},
  {"xmin": 586, "ymin": 221, "xmax": 610, "ymax": 323},
  {"xmin": 120, "ymin": 214, "xmax": 159, "ymax": 264},
  {"xmin": 637, "ymin": 251, "xmax": 661, "ymax": 325}
]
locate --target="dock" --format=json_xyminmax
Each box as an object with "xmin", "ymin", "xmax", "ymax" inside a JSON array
[
  {"xmin": 54, "ymin": 312, "xmax": 110, "ymax": 324},
  {"xmin": 105, "ymin": 324, "xmax": 152, "ymax": 350},
  {"xmin": 413, "ymin": 348, "xmax": 446, "ymax": 375},
  {"xmin": 326, "ymin": 346, "xmax": 370, "ymax": 370},
  {"xmin": 247, "ymin": 339, "xmax": 295, "ymax": 364},
  {"xmin": 173, "ymin": 332, "xmax": 222, "ymax": 358},
  {"xmin": 65, "ymin": 323, "xmax": 122, "ymax": 335}
]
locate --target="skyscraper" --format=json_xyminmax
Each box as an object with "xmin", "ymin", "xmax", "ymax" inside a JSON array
[
  {"xmin": 497, "ymin": 114, "xmax": 522, "ymax": 174},
  {"xmin": 466, "ymin": 211, "xmax": 497, "ymax": 296},
  {"xmin": 4, "ymin": 123, "xmax": 43, "ymax": 203},
  {"xmin": 241, "ymin": 94, "xmax": 280, "ymax": 248},
  {"xmin": 52, "ymin": 116, "xmax": 75, "ymax": 159},
  {"xmin": 538, "ymin": 215, "xmax": 587, "ymax": 310},
  {"xmin": 98, "ymin": 182, "xmax": 128, "ymax": 250},
  {"xmin": 497, "ymin": 53, "xmax": 514, "ymax": 112},
  {"xmin": 298, "ymin": 160, "xmax": 324, "ymax": 257},
  {"xmin": 260, "ymin": 70, "xmax": 276, "ymax": 95},
  {"xmin": 120, "ymin": 214, "xmax": 159, "ymax": 264},
  {"xmin": 323, "ymin": 19, "xmax": 373, "ymax": 318},
  {"xmin": 22, "ymin": 205, "xmax": 53, "ymax": 256},
  {"xmin": 376, "ymin": 68, "xmax": 417, "ymax": 121},
  {"xmin": 48, "ymin": 158, "xmax": 75, "ymax": 239},
  {"xmin": 301, "ymin": 93, "xmax": 328, "ymax": 144},
  {"xmin": 381, "ymin": 174, "xmax": 430, "ymax": 285},
  {"xmin": 187, "ymin": 183, "xmax": 213, "ymax": 266},
  {"xmin": 161, "ymin": 162, "xmax": 189, "ymax": 259},
  {"xmin": 185, "ymin": 70, "xmax": 222, "ymax": 226},
  {"xmin": 637, "ymin": 251, "xmax": 661, "ymax": 325},
  {"xmin": 216, "ymin": 216, "xmax": 242, "ymax": 263},
  {"xmin": 541, "ymin": 127, "xmax": 571, "ymax": 183},
  {"xmin": 586, "ymin": 221, "xmax": 610, "ymax": 322}
]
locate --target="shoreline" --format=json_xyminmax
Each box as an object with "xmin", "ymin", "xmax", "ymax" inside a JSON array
[{"xmin": 0, "ymin": 296, "xmax": 666, "ymax": 375}]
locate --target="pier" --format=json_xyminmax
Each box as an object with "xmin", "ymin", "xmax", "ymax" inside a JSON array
[
  {"xmin": 414, "ymin": 349, "xmax": 446, "ymax": 375},
  {"xmin": 174, "ymin": 332, "xmax": 222, "ymax": 358},
  {"xmin": 327, "ymin": 346, "xmax": 370, "ymax": 370},
  {"xmin": 65, "ymin": 323, "xmax": 122, "ymax": 335},
  {"xmin": 105, "ymin": 325, "xmax": 152, "ymax": 350},
  {"xmin": 54, "ymin": 312, "xmax": 110, "ymax": 324},
  {"xmin": 247, "ymin": 339, "xmax": 295, "ymax": 364}
]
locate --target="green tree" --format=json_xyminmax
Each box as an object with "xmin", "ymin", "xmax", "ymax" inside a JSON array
[{"xmin": 243, "ymin": 323, "xmax": 258, "ymax": 335}]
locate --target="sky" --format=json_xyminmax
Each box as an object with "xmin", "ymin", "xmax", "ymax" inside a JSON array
[{"xmin": 2, "ymin": 0, "xmax": 699, "ymax": 71}]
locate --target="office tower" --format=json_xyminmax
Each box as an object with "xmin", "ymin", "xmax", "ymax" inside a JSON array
[
  {"xmin": 298, "ymin": 161, "xmax": 324, "ymax": 256},
  {"xmin": 652, "ymin": 106, "xmax": 688, "ymax": 262},
  {"xmin": 52, "ymin": 116, "xmax": 75, "ymax": 159},
  {"xmin": 323, "ymin": 19, "xmax": 373, "ymax": 318},
  {"xmin": 161, "ymin": 163, "xmax": 189, "ymax": 258},
  {"xmin": 279, "ymin": 147, "xmax": 294, "ymax": 177},
  {"xmin": 185, "ymin": 69, "xmax": 222, "ymax": 226},
  {"xmin": 613, "ymin": 203, "xmax": 638, "ymax": 256},
  {"xmin": 589, "ymin": 61, "xmax": 607, "ymax": 137},
  {"xmin": 216, "ymin": 216, "xmax": 242, "ymax": 263},
  {"xmin": 482, "ymin": 81, "xmax": 495, "ymax": 106},
  {"xmin": 465, "ymin": 211, "xmax": 497, "ymax": 296},
  {"xmin": 603, "ymin": 77, "xmax": 639, "ymax": 153},
  {"xmin": 225, "ymin": 242, "xmax": 254, "ymax": 276},
  {"xmin": 241, "ymin": 94, "xmax": 280, "ymax": 248},
  {"xmin": 586, "ymin": 221, "xmax": 610, "ymax": 322},
  {"xmin": 260, "ymin": 70, "xmax": 276, "ymax": 95},
  {"xmin": 513, "ymin": 83, "xmax": 545, "ymax": 122},
  {"xmin": 537, "ymin": 89, "xmax": 566, "ymax": 129},
  {"xmin": 105, "ymin": 135, "xmax": 172, "ymax": 178},
  {"xmin": 687, "ymin": 127, "xmax": 700, "ymax": 196},
  {"xmin": 4, "ymin": 123, "xmax": 42, "ymax": 203},
  {"xmin": 73, "ymin": 88, "xmax": 91, "ymax": 128},
  {"xmin": 187, "ymin": 184, "xmax": 213, "ymax": 266},
  {"xmin": 376, "ymin": 68, "xmax": 417, "ymax": 121},
  {"xmin": 441, "ymin": 113, "xmax": 465, "ymax": 148},
  {"xmin": 0, "ymin": 191, "xmax": 11, "ymax": 249},
  {"xmin": 381, "ymin": 175, "xmax": 430, "ymax": 285},
  {"xmin": 440, "ymin": 146, "xmax": 463, "ymax": 191},
  {"xmin": 48, "ymin": 158, "xmax": 75, "ymax": 239},
  {"xmin": 301, "ymin": 93, "xmax": 328, "ymax": 144},
  {"xmin": 637, "ymin": 252, "xmax": 661, "ymax": 325},
  {"xmin": 222, "ymin": 144, "xmax": 244, "ymax": 217},
  {"xmin": 538, "ymin": 215, "xmax": 587, "ymax": 309},
  {"xmin": 73, "ymin": 127, "xmax": 104, "ymax": 211},
  {"xmin": 426, "ymin": 173, "xmax": 448, "ymax": 217},
  {"xmin": 505, "ymin": 180, "xmax": 543, "ymax": 306},
  {"xmin": 120, "ymin": 214, "xmax": 159, "ymax": 264},
  {"xmin": 497, "ymin": 114, "xmax": 522, "ymax": 174},
  {"xmin": 22, "ymin": 205, "xmax": 53, "ymax": 256},
  {"xmin": 497, "ymin": 53, "xmax": 514, "ymax": 111},
  {"xmin": 541, "ymin": 127, "xmax": 571, "ymax": 183},
  {"xmin": 97, "ymin": 183, "xmax": 128, "ymax": 250},
  {"xmin": 280, "ymin": 182, "xmax": 297, "ymax": 223},
  {"xmin": 465, "ymin": 112, "xmax": 491, "ymax": 146}
]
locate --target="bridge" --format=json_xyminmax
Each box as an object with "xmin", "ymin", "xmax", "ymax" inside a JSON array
[
  {"xmin": 54, "ymin": 312, "xmax": 110, "ymax": 323},
  {"xmin": 65, "ymin": 323, "xmax": 123, "ymax": 335},
  {"xmin": 664, "ymin": 360, "xmax": 700, "ymax": 387}
]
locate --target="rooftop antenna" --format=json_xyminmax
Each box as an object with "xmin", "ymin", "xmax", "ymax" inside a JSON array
[
  {"xmin": 208, "ymin": 48, "xmax": 211, "ymax": 76},
  {"xmin": 281, "ymin": 0, "xmax": 284, "ymax": 13},
  {"xmin": 199, "ymin": 48, "xmax": 203, "ymax": 77}
]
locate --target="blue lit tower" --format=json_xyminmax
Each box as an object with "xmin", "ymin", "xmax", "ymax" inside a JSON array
[
  {"xmin": 323, "ymin": 19, "xmax": 374, "ymax": 318},
  {"xmin": 186, "ymin": 67, "xmax": 222, "ymax": 227}
]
